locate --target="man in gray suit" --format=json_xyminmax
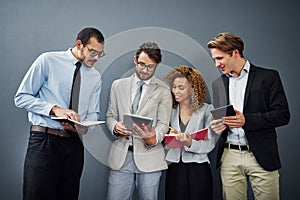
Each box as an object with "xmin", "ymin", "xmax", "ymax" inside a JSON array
[{"xmin": 106, "ymin": 42, "xmax": 172, "ymax": 200}]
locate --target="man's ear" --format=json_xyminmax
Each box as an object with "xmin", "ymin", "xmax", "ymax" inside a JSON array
[
  {"xmin": 233, "ymin": 49, "xmax": 240, "ymax": 57},
  {"xmin": 75, "ymin": 40, "xmax": 83, "ymax": 50},
  {"xmin": 133, "ymin": 56, "xmax": 137, "ymax": 65}
]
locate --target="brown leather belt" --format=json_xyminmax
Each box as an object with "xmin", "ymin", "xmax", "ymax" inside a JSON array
[{"xmin": 30, "ymin": 125, "xmax": 77, "ymax": 138}]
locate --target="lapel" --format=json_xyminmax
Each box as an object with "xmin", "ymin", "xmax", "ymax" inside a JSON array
[
  {"xmin": 126, "ymin": 75, "xmax": 135, "ymax": 107},
  {"xmin": 171, "ymin": 107, "xmax": 181, "ymax": 131},
  {"xmin": 221, "ymin": 75, "xmax": 230, "ymax": 105},
  {"xmin": 219, "ymin": 75, "xmax": 230, "ymax": 142},
  {"xmin": 185, "ymin": 112, "xmax": 199, "ymax": 133},
  {"xmin": 171, "ymin": 106, "xmax": 198, "ymax": 133},
  {"xmin": 243, "ymin": 64, "xmax": 256, "ymax": 110}
]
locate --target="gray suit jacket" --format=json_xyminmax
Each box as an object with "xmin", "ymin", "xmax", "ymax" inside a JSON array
[
  {"xmin": 106, "ymin": 74, "xmax": 172, "ymax": 172},
  {"xmin": 165, "ymin": 103, "xmax": 218, "ymax": 164}
]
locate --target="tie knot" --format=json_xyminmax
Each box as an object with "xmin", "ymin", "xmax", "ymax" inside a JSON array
[
  {"xmin": 138, "ymin": 81, "xmax": 144, "ymax": 87},
  {"xmin": 75, "ymin": 62, "xmax": 82, "ymax": 69}
]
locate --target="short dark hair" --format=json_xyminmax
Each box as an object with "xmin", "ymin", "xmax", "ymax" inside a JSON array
[
  {"xmin": 77, "ymin": 27, "xmax": 104, "ymax": 46},
  {"xmin": 135, "ymin": 42, "xmax": 162, "ymax": 64},
  {"xmin": 207, "ymin": 32, "xmax": 244, "ymax": 57}
]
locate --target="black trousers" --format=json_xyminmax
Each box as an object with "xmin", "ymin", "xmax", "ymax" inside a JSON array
[
  {"xmin": 165, "ymin": 161, "xmax": 213, "ymax": 200},
  {"xmin": 23, "ymin": 131, "xmax": 84, "ymax": 200}
]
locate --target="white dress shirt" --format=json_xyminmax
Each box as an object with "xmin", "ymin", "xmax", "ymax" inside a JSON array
[{"xmin": 227, "ymin": 60, "xmax": 250, "ymax": 145}]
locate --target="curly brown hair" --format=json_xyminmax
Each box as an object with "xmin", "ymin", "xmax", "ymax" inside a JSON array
[{"xmin": 164, "ymin": 65, "xmax": 207, "ymax": 113}]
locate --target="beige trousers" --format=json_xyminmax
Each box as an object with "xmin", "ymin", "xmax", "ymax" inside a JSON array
[{"xmin": 220, "ymin": 148, "xmax": 279, "ymax": 200}]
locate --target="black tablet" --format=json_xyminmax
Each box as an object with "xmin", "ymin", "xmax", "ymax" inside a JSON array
[{"xmin": 210, "ymin": 105, "xmax": 236, "ymax": 119}]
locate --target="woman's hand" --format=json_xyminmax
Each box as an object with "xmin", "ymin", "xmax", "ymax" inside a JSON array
[
  {"xmin": 210, "ymin": 118, "xmax": 227, "ymax": 135},
  {"xmin": 175, "ymin": 132, "xmax": 192, "ymax": 148}
]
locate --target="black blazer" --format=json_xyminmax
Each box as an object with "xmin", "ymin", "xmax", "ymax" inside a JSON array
[{"xmin": 212, "ymin": 63, "xmax": 290, "ymax": 171}]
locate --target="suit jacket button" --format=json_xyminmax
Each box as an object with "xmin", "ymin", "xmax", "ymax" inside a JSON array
[{"xmin": 126, "ymin": 137, "xmax": 129, "ymax": 140}]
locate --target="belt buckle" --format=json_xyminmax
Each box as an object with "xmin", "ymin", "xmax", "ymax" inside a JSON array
[
  {"xmin": 245, "ymin": 145, "xmax": 250, "ymax": 151},
  {"xmin": 227, "ymin": 143, "xmax": 249, "ymax": 151},
  {"xmin": 238, "ymin": 144, "xmax": 249, "ymax": 151},
  {"xmin": 227, "ymin": 143, "xmax": 233, "ymax": 150}
]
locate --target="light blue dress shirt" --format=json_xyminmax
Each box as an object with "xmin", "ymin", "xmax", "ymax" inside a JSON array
[{"xmin": 14, "ymin": 49, "xmax": 102, "ymax": 130}]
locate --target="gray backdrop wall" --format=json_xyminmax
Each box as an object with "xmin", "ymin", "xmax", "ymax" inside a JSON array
[{"xmin": 1, "ymin": 0, "xmax": 299, "ymax": 199}]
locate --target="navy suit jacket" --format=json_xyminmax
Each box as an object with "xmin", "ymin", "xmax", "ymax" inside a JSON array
[{"xmin": 212, "ymin": 63, "xmax": 290, "ymax": 171}]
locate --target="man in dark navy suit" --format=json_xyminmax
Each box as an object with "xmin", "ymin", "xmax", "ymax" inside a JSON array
[{"xmin": 208, "ymin": 32, "xmax": 290, "ymax": 200}]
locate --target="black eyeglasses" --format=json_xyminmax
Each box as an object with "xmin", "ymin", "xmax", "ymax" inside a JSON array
[
  {"xmin": 137, "ymin": 62, "xmax": 157, "ymax": 71},
  {"xmin": 85, "ymin": 46, "xmax": 105, "ymax": 58}
]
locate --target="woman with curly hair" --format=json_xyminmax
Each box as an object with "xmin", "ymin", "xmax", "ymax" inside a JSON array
[{"xmin": 164, "ymin": 65, "xmax": 217, "ymax": 200}]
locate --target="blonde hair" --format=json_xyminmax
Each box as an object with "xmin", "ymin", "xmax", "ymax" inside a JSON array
[
  {"xmin": 207, "ymin": 32, "xmax": 244, "ymax": 57},
  {"xmin": 164, "ymin": 65, "xmax": 206, "ymax": 113}
]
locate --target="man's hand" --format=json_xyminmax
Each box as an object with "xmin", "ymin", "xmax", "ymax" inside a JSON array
[
  {"xmin": 50, "ymin": 105, "xmax": 81, "ymax": 132},
  {"xmin": 223, "ymin": 110, "xmax": 245, "ymax": 128},
  {"xmin": 114, "ymin": 121, "xmax": 132, "ymax": 136},
  {"xmin": 133, "ymin": 123, "xmax": 157, "ymax": 146},
  {"xmin": 51, "ymin": 105, "xmax": 81, "ymax": 121}
]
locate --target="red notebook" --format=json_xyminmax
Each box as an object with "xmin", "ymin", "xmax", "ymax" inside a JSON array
[{"xmin": 164, "ymin": 128, "xmax": 208, "ymax": 148}]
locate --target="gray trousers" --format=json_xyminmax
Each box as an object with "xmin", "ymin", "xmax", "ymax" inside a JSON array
[{"xmin": 107, "ymin": 151, "xmax": 162, "ymax": 200}]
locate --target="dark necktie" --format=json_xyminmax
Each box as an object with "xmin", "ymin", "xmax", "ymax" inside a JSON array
[
  {"xmin": 69, "ymin": 62, "xmax": 82, "ymax": 112},
  {"xmin": 132, "ymin": 81, "xmax": 144, "ymax": 114}
]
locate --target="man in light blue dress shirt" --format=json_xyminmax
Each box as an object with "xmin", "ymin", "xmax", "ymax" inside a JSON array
[{"xmin": 14, "ymin": 27, "xmax": 105, "ymax": 200}]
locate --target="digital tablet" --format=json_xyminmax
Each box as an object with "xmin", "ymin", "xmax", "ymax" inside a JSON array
[
  {"xmin": 123, "ymin": 113, "xmax": 153, "ymax": 131},
  {"xmin": 210, "ymin": 105, "xmax": 236, "ymax": 119}
]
